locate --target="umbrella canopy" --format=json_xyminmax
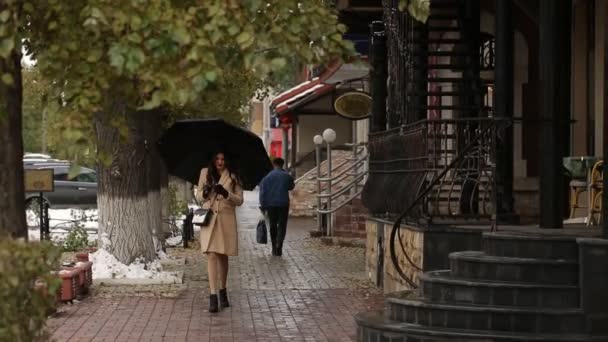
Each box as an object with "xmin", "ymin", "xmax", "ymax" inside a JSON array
[{"xmin": 158, "ymin": 119, "xmax": 272, "ymax": 190}]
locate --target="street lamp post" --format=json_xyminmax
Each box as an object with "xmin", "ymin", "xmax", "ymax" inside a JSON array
[
  {"xmin": 323, "ymin": 128, "xmax": 337, "ymax": 236},
  {"xmin": 313, "ymin": 134, "xmax": 324, "ymax": 233}
]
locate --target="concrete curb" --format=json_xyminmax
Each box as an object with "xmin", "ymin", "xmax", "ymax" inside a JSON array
[{"xmin": 93, "ymin": 271, "xmax": 185, "ymax": 286}]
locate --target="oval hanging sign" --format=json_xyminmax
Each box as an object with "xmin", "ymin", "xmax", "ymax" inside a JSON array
[{"xmin": 333, "ymin": 91, "xmax": 372, "ymax": 120}]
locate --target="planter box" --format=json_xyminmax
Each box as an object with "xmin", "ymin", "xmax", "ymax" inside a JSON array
[
  {"xmin": 61, "ymin": 266, "xmax": 86, "ymax": 295},
  {"xmin": 75, "ymin": 252, "xmax": 89, "ymax": 262},
  {"xmin": 76, "ymin": 261, "xmax": 93, "ymax": 290},
  {"xmin": 58, "ymin": 269, "xmax": 79, "ymax": 302}
]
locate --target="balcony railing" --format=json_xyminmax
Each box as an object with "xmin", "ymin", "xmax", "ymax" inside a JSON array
[{"xmin": 363, "ymin": 117, "xmax": 508, "ymax": 225}]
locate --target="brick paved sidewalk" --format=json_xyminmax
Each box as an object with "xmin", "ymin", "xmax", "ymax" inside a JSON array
[{"xmin": 47, "ymin": 192, "xmax": 383, "ymax": 341}]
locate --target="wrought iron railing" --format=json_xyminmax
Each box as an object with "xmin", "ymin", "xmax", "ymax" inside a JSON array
[
  {"xmin": 364, "ymin": 117, "xmax": 505, "ymax": 223},
  {"xmin": 362, "ymin": 117, "xmax": 509, "ymax": 288}
]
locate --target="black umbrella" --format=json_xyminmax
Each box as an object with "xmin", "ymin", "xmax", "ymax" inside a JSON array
[{"xmin": 158, "ymin": 118, "xmax": 272, "ymax": 190}]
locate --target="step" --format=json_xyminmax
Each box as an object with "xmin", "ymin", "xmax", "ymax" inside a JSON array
[
  {"xmin": 427, "ymin": 26, "xmax": 461, "ymax": 33},
  {"xmin": 483, "ymin": 232, "xmax": 580, "ymax": 260},
  {"xmin": 416, "ymin": 39, "xmax": 466, "ymax": 45},
  {"xmin": 356, "ymin": 311, "xmax": 605, "ymax": 342},
  {"xmin": 410, "ymin": 91, "xmax": 467, "ymax": 96},
  {"xmin": 417, "ymin": 64, "xmax": 470, "ymax": 70},
  {"xmin": 413, "ymin": 105, "xmax": 480, "ymax": 111},
  {"xmin": 422, "ymin": 50, "xmax": 471, "ymax": 57},
  {"xmin": 449, "ymin": 251, "xmax": 578, "ymax": 285},
  {"xmin": 421, "ymin": 270, "xmax": 579, "ymax": 309},
  {"xmin": 426, "ymin": 77, "xmax": 470, "ymax": 83},
  {"xmin": 428, "ymin": 14, "xmax": 459, "ymax": 20},
  {"xmin": 385, "ymin": 292, "xmax": 588, "ymax": 334}
]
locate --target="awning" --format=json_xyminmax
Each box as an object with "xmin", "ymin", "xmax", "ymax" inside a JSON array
[
  {"xmin": 272, "ymin": 83, "xmax": 336, "ymax": 117},
  {"xmin": 270, "ymin": 60, "xmax": 343, "ymax": 121}
]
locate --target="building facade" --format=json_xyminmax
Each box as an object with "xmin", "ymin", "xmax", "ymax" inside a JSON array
[{"xmin": 356, "ymin": 0, "xmax": 608, "ymax": 340}]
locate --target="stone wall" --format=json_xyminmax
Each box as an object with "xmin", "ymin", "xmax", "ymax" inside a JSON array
[
  {"xmin": 365, "ymin": 217, "xmax": 487, "ymax": 294},
  {"xmin": 365, "ymin": 218, "xmax": 424, "ymax": 294}
]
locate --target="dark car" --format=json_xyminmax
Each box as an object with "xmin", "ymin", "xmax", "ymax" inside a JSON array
[{"xmin": 24, "ymin": 161, "xmax": 98, "ymax": 209}]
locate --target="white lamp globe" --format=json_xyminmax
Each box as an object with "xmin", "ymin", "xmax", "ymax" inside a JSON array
[
  {"xmin": 313, "ymin": 134, "xmax": 324, "ymax": 145},
  {"xmin": 322, "ymin": 128, "xmax": 337, "ymax": 144}
]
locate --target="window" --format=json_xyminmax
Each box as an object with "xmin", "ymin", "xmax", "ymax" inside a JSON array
[
  {"xmin": 52, "ymin": 167, "xmax": 68, "ymax": 181},
  {"xmin": 480, "ymin": 32, "xmax": 495, "ymax": 71},
  {"xmin": 75, "ymin": 171, "xmax": 97, "ymax": 183}
]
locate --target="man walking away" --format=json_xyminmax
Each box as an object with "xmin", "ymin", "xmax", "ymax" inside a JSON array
[{"xmin": 259, "ymin": 158, "xmax": 295, "ymax": 256}]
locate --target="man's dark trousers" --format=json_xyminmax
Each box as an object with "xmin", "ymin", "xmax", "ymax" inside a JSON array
[{"xmin": 266, "ymin": 206, "xmax": 289, "ymax": 255}]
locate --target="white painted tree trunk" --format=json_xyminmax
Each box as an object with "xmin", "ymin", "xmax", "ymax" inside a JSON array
[
  {"xmin": 97, "ymin": 194, "xmax": 156, "ymax": 263},
  {"xmin": 95, "ymin": 98, "xmax": 157, "ymax": 264}
]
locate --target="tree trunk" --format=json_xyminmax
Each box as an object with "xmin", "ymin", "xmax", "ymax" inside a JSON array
[
  {"xmin": 0, "ymin": 47, "xmax": 26, "ymax": 239},
  {"xmin": 95, "ymin": 95, "xmax": 156, "ymax": 264},
  {"xmin": 144, "ymin": 112, "xmax": 164, "ymax": 250},
  {"xmin": 160, "ymin": 155, "xmax": 170, "ymax": 237}
]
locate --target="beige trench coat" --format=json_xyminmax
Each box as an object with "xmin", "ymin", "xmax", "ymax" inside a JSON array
[{"xmin": 196, "ymin": 168, "xmax": 243, "ymax": 256}]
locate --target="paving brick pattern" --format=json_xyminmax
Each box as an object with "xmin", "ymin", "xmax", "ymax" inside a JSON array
[{"xmin": 47, "ymin": 192, "xmax": 383, "ymax": 341}]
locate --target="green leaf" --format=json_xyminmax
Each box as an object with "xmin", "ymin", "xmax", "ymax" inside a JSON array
[
  {"xmin": 227, "ymin": 25, "xmax": 240, "ymax": 36},
  {"xmin": 236, "ymin": 32, "xmax": 252, "ymax": 46},
  {"xmin": 140, "ymin": 91, "xmax": 163, "ymax": 110},
  {"xmin": 270, "ymin": 57, "xmax": 287, "ymax": 69},
  {"xmin": 1, "ymin": 73, "xmax": 14, "ymax": 86},
  {"xmin": 0, "ymin": 10, "xmax": 10, "ymax": 23},
  {"xmin": 86, "ymin": 49, "xmax": 103, "ymax": 63},
  {"xmin": 172, "ymin": 26, "xmax": 191, "ymax": 45},
  {"xmin": 0, "ymin": 38, "xmax": 15, "ymax": 59},
  {"xmin": 205, "ymin": 71, "xmax": 217, "ymax": 82}
]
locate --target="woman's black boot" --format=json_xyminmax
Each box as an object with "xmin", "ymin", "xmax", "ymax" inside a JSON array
[
  {"xmin": 209, "ymin": 294, "xmax": 219, "ymax": 313},
  {"xmin": 219, "ymin": 288, "xmax": 230, "ymax": 308}
]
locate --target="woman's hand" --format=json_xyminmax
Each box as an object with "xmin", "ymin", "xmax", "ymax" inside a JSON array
[
  {"xmin": 202, "ymin": 184, "xmax": 213, "ymax": 199},
  {"xmin": 214, "ymin": 184, "xmax": 229, "ymax": 198}
]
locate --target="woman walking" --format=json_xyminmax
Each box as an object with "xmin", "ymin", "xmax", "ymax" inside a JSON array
[{"xmin": 196, "ymin": 152, "xmax": 243, "ymax": 313}]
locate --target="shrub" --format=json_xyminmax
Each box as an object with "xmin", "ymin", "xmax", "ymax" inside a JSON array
[
  {"xmin": 0, "ymin": 239, "xmax": 61, "ymax": 342},
  {"xmin": 63, "ymin": 224, "xmax": 89, "ymax": 252},
  {"xmin": 168, "ymin": 184, "xmax": 188, "ymax": 218}
]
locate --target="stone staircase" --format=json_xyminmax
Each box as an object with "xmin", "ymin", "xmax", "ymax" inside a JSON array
[{"xmin": 356, "ymin": 232, "xmax": 608, "ymax": 341}]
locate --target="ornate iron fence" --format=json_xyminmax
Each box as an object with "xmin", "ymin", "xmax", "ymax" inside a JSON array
[{"xmin": 363, "ymin": 117, "xmax": 508, "ymax": 225}]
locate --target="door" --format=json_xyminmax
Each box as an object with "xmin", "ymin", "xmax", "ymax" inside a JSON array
[
  {"xmin": 70, "ymin": 167, "xmax": 97, "ymax": 207},
  {"xmin": 48, "ymin": 166, "xmax": 78, "ymax": 207}
]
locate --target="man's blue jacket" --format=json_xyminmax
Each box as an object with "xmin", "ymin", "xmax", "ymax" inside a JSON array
[{"xmin": 259, "ymin": 168, "xmax": 295, "ymax": 208}]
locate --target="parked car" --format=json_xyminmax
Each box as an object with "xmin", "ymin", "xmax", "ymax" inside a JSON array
[
  {"xmin": 24, "ymin": 161, "xmax": 98, "ymax": 209},
  {"xmin": 24, "ymin": 153, "xmax": 53, "ymax": 160}
]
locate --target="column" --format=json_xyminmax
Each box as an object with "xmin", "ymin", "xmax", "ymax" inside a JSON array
[
  {"xmin": 602, "ymin": 3, "xmax": 608, "ymax": 238},
  {"xmin": 281, "ymin": 125, "xmax": 289, "ymax": 162},
  {"xmin": 290, "ymin": 121, "xmax": 298, "ymax": 176},
  {"xmin": 494, "ymin": 0, "xmax": 516, "ymax": 221},
  {"xmin": 370, "ymin": 21, "xmax": 387, "ymax": 132},
  {"xmin": 539, "ymin": 0, "xmax": 571, "ymax": 228}
]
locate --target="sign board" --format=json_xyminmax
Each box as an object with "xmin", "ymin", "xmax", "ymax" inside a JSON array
[
  {"xmin": 333, "ymin": 91, "xmax": 372, "ymax": 120},
  {"xmin": 24, "ymin": 169, "xmax": 54, "ymax": 192}
]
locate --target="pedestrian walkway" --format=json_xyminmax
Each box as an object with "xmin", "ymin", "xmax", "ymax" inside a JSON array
[{"xmin": 47, "ymin": 192, "xmax": 383, "ymax": 341}]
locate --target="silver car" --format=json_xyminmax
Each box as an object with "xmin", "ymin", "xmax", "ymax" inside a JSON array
[{"xmin": 24, "ymin": 161, "xmax": 98, "ymax": 209}]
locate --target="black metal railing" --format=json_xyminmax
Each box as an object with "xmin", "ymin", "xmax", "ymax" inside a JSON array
[
  {"xmin": 364, "ymin": 117, "xmax": 504, "ymax": 223},
  {"xmin": 363, "ymin": 117, "xmax": 508, "ymax": 288}
]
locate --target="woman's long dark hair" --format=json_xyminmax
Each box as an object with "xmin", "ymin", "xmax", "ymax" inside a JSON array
[{"xmin": 206, "ymin": 152, "xmax": 240, "ymax": 192}]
